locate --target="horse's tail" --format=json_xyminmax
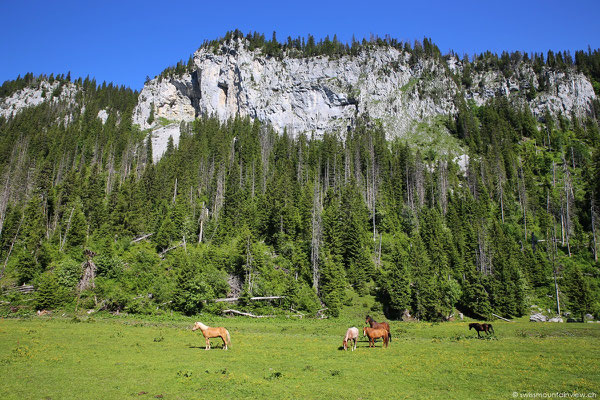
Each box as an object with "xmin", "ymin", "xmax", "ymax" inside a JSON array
[
  {"xmin": 489, "ymin": 324, "xmax": 494, "ymax": 334},
  {"xmin": 388, "ymin": 327, "xmax": 392, "ymax": 342}
]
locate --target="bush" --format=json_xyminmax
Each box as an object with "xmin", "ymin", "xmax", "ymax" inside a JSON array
[
  {"xmin": 16, "ymin": 250, "xmax": 40, "ymax": 285},
  {"xmin": 55, "ymin": 258, "xmax": 81, "ymax": 288},
  {"xmin": 34, "ymin": 273, "xmax": 64, "ymax": 310}
]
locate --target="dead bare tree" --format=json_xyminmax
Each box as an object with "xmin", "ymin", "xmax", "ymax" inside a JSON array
[
  {"xmin": 592, "ymin": 191, "xmax": 598, "ymax": 263},
  {"xmin": 75, "ymin": 250, "xmax": 98, "ymax": 310},
  {"xmin": 77, "ymin": 250, "xmax": 97, "ymax": 292},
  {"xmin": 197, "ymin": 203, "xmax": 208, "ymax": 244},
  {"xmin": 260, "ymin": 126, "xmax": 273, "ymax": 195},
  {"xmin": 213, "ymin": 167, "xmax": 225, "ymax": 219},
  {"xmin": 476, "ymin": 224, "xmax": 491, "ymax": 275},
  {"xmin": 561, "ymin": 155, "xmax": 573, "ymax": 256},
  {"xmin": 494, "ymin": 154, "xmax": 506, "ymax": 223},
  {"xmin": 311, "ymin": 177, "xmax": 323, "ymax": 293},
  {"xmin": 59, "ymin": 207, "xmax": 75, "ymax": 252},
  {"xmin": 105, "ymin": 150, "xmax": 115, "ymax": 195},
  {"xmin": 438, "ymin": 160, "xmax": 449, "ymax": 215},
  {"xmin": 244, "ymin": 234, "xmax": 255, "ymax": 295},
  {"xmin": 0, "ymin": 213, "xmax": 24, "ymax": 279},
  {"xmin": 517, "ymin": 157, "xmax": 527, "ymax": 241},
  {"xmin": 414, "ymin": 152, "xmax": 425, "ymax": 209}
]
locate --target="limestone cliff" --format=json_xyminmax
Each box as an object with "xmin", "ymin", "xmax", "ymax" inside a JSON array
[
  {"xmin": 133, "ymin": 40, "xmax": 596, "ymax": 160},
  {"xmin": 0, "ymin": 80, "xmax": 78, "ymax": 120}
]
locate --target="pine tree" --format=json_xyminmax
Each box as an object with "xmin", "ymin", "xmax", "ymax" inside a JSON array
[{"xmin": 385, "ymin": 241, "xmax": 411, "ymax": 318}]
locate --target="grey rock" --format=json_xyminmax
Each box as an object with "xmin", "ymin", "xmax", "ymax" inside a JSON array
[
  {"xmin": 0, "ymin": 81, "xmax": 78, "ymax": 120},
  {"xmin": 97, "ymin": 109, "xmax": 109, "ymax": 125},
  {"xmin": 530, "ymin": 313, "xmax": 547, "ymax": 322}
]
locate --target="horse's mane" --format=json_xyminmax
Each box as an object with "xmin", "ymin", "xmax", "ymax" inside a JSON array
[{"xmin": 195, "ymin": 322, "xmax": 208, "ymax": 330}]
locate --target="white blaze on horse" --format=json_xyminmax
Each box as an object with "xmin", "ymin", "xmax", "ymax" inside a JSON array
[
  {"xmin": 192, "ymin": 322, "xmax": 231, "ymax": 350},
  {"xmin": 343, "ymin": 327, "xmax": 359, "ymax": 351}
]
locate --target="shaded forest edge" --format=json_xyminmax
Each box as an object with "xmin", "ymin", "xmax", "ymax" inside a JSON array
[{"xmin": 1, "ymin": 41, "xmax": 600, "ymax": 321}]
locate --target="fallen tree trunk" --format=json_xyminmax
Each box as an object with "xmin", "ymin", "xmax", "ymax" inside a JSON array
[
  {"xmin": 222, "ymin": 309, "xmax": 275, "ymax": 318},
  {"xmin": 213, "ymin": 296, "xmax": 285, "ymax": 303},
  {"xmin": 159, "ymin": 243, "xmax": 184, "ymax": 257},
  {"xmin": 492, "ymin": 313, "xmax": 513, "ymax": 322},
  {"xmin": 131, "ymin": 233, "xmax": 153, "ymax": 244}
]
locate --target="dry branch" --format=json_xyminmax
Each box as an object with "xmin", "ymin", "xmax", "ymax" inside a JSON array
[
  {"xmin": 213, "ymin": 296, "xmax": 285, "ymax": 303},
  {"xmin": 159, "ymin": 243, "xmax": 184, "ymax": 257},
  {"xmin": 131, "ymin": 233, "xmax": 153, "ymax": 244},
  {"xmin": 492, "ymin": 313, "xmax": 513, "ymax": 322},
  {"xmin": 222, "ymin": 309, "xmax": 275, "ymax": 318}
]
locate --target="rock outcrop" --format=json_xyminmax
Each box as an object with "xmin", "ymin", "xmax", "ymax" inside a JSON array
[
  {"xmin": 133, "ymin": 40, "xmax": 597, "ymax": 160},
  {"xmin": 2, "ymin": 40, "xmax": 596, "ymax": 163},
  {"xmin": 530, "ymin": 313, "xmax": 547, "ymax": 322},
  {"xmin": 0, "ymin": 81, "xmax": 78, "ymax": 120}
]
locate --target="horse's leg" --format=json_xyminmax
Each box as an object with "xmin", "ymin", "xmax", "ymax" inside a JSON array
[
  {"xmin": 352, "ymin": 338, "xmax": 356, "ymax": 351},
  {"xmin": 205, "ymin": 337, "xmax": 210, "ymax": 350},
  {"xmin": 222, "ymin": 335, "xmax": 227, "ymax": 350}
]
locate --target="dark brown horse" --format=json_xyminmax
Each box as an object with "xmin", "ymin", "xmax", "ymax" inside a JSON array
[
  {"xmin": 469, "ymin": 322, "xmax": 495, "ymax": 338},
  {"xmin": 363, "ymin": 327, "xmax": 389, "ymax": 348},
  {"xmin": 365, "ymin": 315, "xmax": 392, "ymax": 342}
]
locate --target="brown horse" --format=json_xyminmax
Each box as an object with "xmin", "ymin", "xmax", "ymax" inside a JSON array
[
  {"xmin": 192, "ymin": 322, "xmax": 231, "ymax": 350},
  {"xmin": 469, "ymin": 322, "xmax": 494, "ymax": 338},
  {"xmin": 363, "ymin": 327, "xmax": 389, "ymax": 348},
  {"xmin": 365, "ymin": 315, "xmax": 392, "ymax": 342}
]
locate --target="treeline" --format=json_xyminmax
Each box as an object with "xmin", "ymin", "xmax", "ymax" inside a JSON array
[
  {"xmin": 1, "ymin": 77, "xmax": 600, "ymax": 321},
  {"xmin": 155, "ymin": 30, "xmax": 600, "ymax": 100}
]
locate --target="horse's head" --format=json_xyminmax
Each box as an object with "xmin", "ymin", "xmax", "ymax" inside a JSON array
[
  {"xmin": 362, "ymin": 327, "xmax": 367, "ymax": 337},
  {"xmin": 192, "ymin": 322, "xmax": 204, "ymax": 331},
  {"xmin": 343, "ymin": 339, "xmax": 347, "ymax": 350},
  {"xmin": 365, "ymin": 315, "xmax": 372, "ymax": 324}
]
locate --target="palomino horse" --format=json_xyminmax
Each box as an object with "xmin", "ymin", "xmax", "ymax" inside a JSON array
[
  {"xmin": 192, "ymin": 322, "xmax": 231, "ymax": 350},
  {"xmin": 469, "ymin": 322, "xmax": 495, "ymax": 338},
  {"xmin": 363, "ymin": 327, "xmax": 389, "ymax": 348},
  {"xmin": 365, "ymin": 315, "xmax": 392, "ymax": 342},
  {"xmin": 343, "ymin": 327, "xmax": 359, "ymax": 351}
]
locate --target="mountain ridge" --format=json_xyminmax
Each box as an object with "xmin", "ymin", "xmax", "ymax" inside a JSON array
[{"xmin": 130, "ymin": 37, "xmax": 596, "ymax": 159}]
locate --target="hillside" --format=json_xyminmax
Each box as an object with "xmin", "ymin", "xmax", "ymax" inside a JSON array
[{"xmin": 1, "ymin": 33, "xmax": 600, "ymax": 322}]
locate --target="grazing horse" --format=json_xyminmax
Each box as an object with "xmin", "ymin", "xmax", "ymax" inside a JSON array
[
  {"xmin": 469, "ymin": 322, "xmax": 494, "ymax": 338},
  {"xmin": 343, "ymin": 327, "xmax": 359, "ymax": 351},
  {"xmin": 363, "ymin": 327, "xmax": 389, "ymax": 348},
  {"xmin": 365, "ymin": 315, "xmax": 392, "ymax": 342},
  {"xmin": 192, "ymin": 322, "xmax": 231, "ymax": 350}
]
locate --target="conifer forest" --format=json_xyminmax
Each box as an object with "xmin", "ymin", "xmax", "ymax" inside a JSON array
[{"xmin": 1, "ymin": 33, "xmax": 600, "ymax": 322}]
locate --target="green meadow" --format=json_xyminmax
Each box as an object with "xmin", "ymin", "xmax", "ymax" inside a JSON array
[{"xmin": 0, "ymin": 314, "xmax": 598, "ymax": 400}]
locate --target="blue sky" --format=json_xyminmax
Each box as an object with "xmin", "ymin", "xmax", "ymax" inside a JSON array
[{"xmin": 2, "ymin": 0, "xmax": 599, "ymax": 90}]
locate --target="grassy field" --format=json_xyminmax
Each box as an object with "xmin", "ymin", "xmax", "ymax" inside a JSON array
[{"xmin": 0, "ymin": 314, "xmax": 599, "ymax": 400}]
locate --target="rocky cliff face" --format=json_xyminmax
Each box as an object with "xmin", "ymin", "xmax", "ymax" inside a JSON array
[
  {"xmin": 133, "ymin": 40, "xmax": 596, "ymax": 159},
  {"xmin": 0, "ymin": 80, "xmax": 79, "ymax": 120},
  {"xmin": 2, "ymin": 41, "xmax": 596, "ymax": 163}
]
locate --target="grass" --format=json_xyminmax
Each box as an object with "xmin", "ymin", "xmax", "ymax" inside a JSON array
[
  {"xmin": 402, "ymin": 117, "xmax": 465, "ymax": 159},
  {"xmin": 0, "ymin": 314, "xmax": 599, "ymax": 399},
  {"xmin": 400, "ymin": 78, "xmax": 419, "ymax": 93}
]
